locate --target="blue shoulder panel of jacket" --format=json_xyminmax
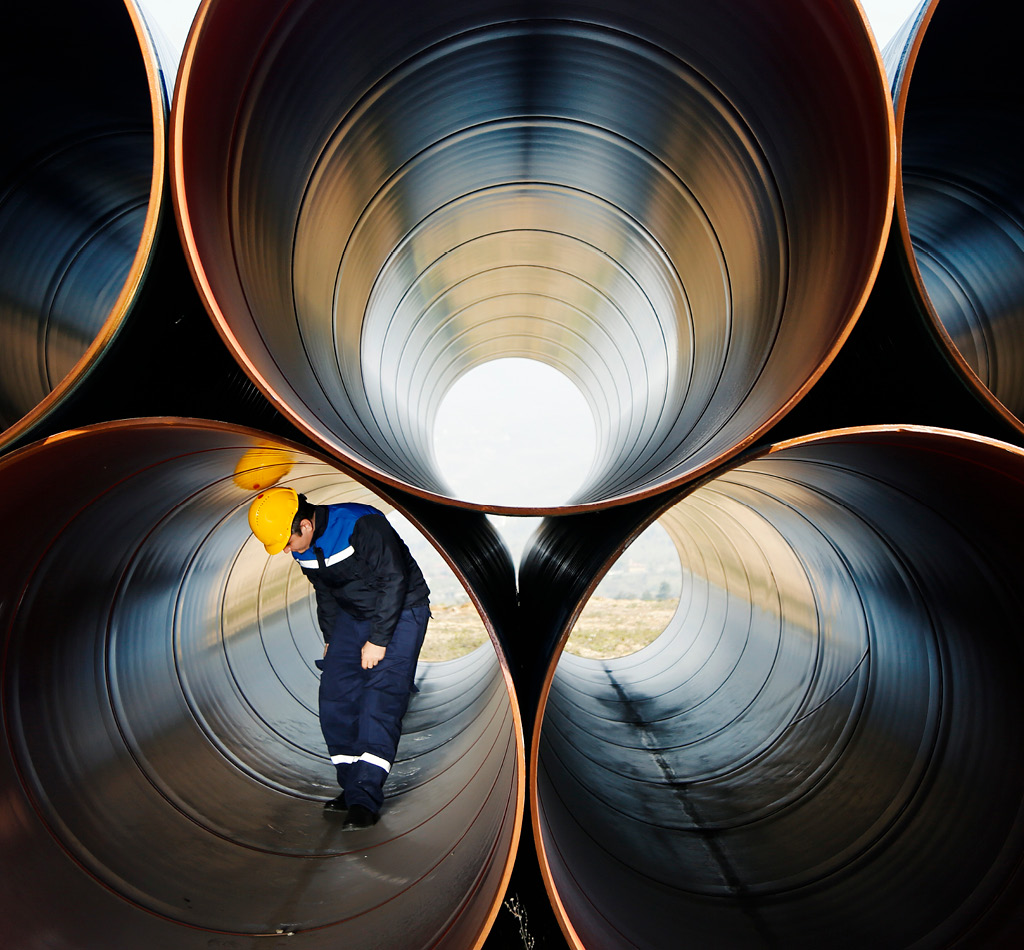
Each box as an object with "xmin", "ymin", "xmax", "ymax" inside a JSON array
[{"xmin": 291, "ymin": 503, "xmax": 380, "ymax": 569}]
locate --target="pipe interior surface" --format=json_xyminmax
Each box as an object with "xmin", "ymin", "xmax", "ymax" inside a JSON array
[
  {"xmin": 174, "ymin": 0, "xmax": 892, "ymax": 511},
  {"xmin": 0, "ymin": 1, "xmax": 165, "ymax": 443},
  {"xmin": 895, "ymin": 0, "xmax": 1024, "ymax": 429},
  {"xmin": 535, "ymin": 429, "xmax": 1024, "ymax": 948},
  {"xmin": 0, "ymin": 422, "xmax": 521, "ymax": 949}
]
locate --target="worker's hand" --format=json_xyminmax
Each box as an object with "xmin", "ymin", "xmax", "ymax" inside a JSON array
[
  {"xmin": 361, "ymin": 641, "xmax": 386, "ymax": 669},
  {"xmin": 323, "ymin": 642, "xmax": 329, "ymax": 658}
]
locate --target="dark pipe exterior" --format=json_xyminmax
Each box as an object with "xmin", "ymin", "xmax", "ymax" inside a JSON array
[
  {"xmin": 173, "ymin": 0, "xmax": 893, "ymax": 513},
  {"xmin": 0, "ymin": 420, "xmax": 523, "ymax": 949},
  {"xmin": 524, "ymin": 427, "xmax": 1024, "ymax": 948}
]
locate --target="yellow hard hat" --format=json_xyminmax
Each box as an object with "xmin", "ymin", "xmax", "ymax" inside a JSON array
[{"xmin": 248, "ymin": 487, "xmax": 299, "ymax": 555}]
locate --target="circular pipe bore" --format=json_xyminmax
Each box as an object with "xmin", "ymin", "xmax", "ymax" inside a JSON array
[
  {"xmin": 531, "ymin": 427, "xmax": 1024, "ymax": 948},
  {"xmin": 889, "ymin": 0, "xmax": 1024, "ymax": 434},
  {"xmin": 173, "ymin": 0, "xmax": 893, "ymax": 513},
  {"xmin": 0, "ymin": 1, "xmax": 168, "ymax": 451},
  {"xmin": 0, "ymin": 421, "xmax": 522, "ymax": 949}
]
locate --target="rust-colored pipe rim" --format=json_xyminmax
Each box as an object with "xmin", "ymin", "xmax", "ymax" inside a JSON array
[
  {"xmin": 0, "ymin": 1, "xmax": 168, "ymax": 453},
  {"xmin": 890, "ymin": 0, "xmax": 1024, "ymax": 435},
  {"xmin": 0, "ymin": 417, "xmax": 524, "ymax": 949},
  {"xmin": 530, "ymin": 423, "xmax": 1024, "ymax": 948}
]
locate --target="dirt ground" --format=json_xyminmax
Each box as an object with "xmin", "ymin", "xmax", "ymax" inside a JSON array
[{"xmin": 420, "ymin": 597, "xmax": 677, "ymax": 662}]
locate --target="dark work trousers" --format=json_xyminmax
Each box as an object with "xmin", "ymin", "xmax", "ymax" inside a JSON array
[{"xmin": 317, "ymin": 603, "xmax": 430, "ymax": 812}]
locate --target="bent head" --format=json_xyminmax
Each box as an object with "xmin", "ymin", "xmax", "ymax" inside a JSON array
[
  {"xmin": 283, "ymin": 517, "xmax": 315, "ymax": 555},
  {"xmin": 248, "ymin": 487, "xmax": 315, "ymax": 554}
]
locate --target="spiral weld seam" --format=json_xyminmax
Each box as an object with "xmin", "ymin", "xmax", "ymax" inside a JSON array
[
  {"xmin": 528, "ymin": 426, "xmax": 1024, "ymax": 949},
  {"xmin": 0, "ymin": 419, "xmax": 524, "ymax": 948},
  {"xmin": 5, "ymin": 0, "xmax": 1024, "ymax": 948},
  {"xmin": 171, "ymin": 0, "xmax": 893, "ymax": 513},
  {"xmin": 0, "ymin": 1, "xmax": 165, "ymax": 452},
  {"xmin": 889, "ymin": 0, "xmax": 1024, "ymax": 435}
]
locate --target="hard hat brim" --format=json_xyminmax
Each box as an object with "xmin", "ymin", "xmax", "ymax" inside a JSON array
[{"xmin": 263, "ymin": 536, "xmax": 288, "ymax": 556}]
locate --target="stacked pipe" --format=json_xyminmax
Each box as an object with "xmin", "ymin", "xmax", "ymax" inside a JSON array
[
  {"xmin": 2, "ymin": 1, "xmax": 1023, "ymax": 949},
  {"xmin": 522, "ymin": 428, "xmax": 1024, "ymax": 948},
  {"xmin": 0, "ymin": 2, "xmax": 288, "ymax": 457},
  {"xmin": 0, "ymin": 423, "xmax": 522, "ymax": 948}
]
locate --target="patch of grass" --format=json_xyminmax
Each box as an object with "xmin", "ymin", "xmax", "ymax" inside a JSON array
[
  {"xmin": 565, "ymin": 597, "xmax": 677, "ymax": 659},
  {"xmin": 420, "ymin": 597, "xmax": 677, "ymax": 663},
  {"xmin": 420, "ymin": 602, "xmax": 490, "ymax": 662}
]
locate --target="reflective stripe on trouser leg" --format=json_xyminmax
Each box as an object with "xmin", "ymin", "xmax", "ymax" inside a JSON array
[
  {"xmin": 331, "ymin": 752, "xmax": 391, "ymax": 772},
  {"xmin": 344, "ymin": 604, "xmax": 430, "ymax": 812}
]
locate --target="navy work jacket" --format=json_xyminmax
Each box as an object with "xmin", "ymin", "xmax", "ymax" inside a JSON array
[{"xmin": 292, "ymin": 503, "xmax": 430, "ymax": 647}]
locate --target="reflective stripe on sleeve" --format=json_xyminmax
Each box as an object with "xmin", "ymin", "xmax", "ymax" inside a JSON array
[{"xmin": 297, "ymin": 546, "xmax": 353, "ymax": 569}]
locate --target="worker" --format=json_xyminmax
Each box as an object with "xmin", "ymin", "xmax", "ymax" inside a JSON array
[{"xmin": 248, "ymin": 487, "xmax": 430, "ymax": 830}]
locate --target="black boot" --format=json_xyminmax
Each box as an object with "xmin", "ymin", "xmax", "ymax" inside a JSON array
[
  {"xmin": 322, "ymin": 792, "xmax": 348, "ymax": 815},
  {"xmin": 342, "ymin": 803, "xmax": 379, "ymax": 830}
]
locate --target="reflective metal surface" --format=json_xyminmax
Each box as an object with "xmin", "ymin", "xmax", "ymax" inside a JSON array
[
  {"xmin": 525, "ymin": 427, "xmax": 1024, "ymax": 948},
  {"xmin": 173, "ymin": 0, "xmax": 893, "ymax": 512},
  {"xmin": 0, "ymin": 2, "xmax": 162, "ymax": 447},
  {"xmin": 0, "ymin": 421, "xmax": 522, "ymax": 949},
  {"xmin": 892, "ymin": 0, "xmax": 1024, "ymax": 433},
  {"xmin": 0, "ymin": 1, "xmax": 286, "ymax": 457}
]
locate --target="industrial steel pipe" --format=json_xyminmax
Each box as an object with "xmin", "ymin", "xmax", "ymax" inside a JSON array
[
  {"xmin": 173, "ymin": 0, "xmax": 893, "ymax": 512},
  {"xmin": 887, "ymin": 0, "xmax": 1024, "ymax": 435},
  {"xmin": 0, "ymin": 2, "xmax": 166, "ymax": 451},
  {"xmin": 526, "ymin": 427, "xmax": 1024, "ymax": 948},
  {"xmin": 0, "ymin": 1, "xmax": 290, "ymax": 456},
  {"xmin": 0, "ymin": 421, "xmax": 522, "ymax": 949}
]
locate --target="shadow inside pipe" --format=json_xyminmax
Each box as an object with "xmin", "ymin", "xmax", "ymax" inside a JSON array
[
  {"xmin": 0, "ymin": 421, "xmax": 521, "ymax": 949},
  {"xmin": 533, "ymin": 428, "xmax": 1024, "ymax": 949}
]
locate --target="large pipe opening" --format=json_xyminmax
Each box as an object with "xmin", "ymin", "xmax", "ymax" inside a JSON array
[
  {"xmin": 174, "ymin": 0, "xmax": 893, "ymax": 512},
  {"xmin": 533, "ymin": 428, "xmax": 1024, "ymax": 948},
  {"xmin": 891, "ymin": 0, "xmax": 1024, "ymax": 433},
  {"xmin": 0, "ymin": 1, "xmax": 167, "ymax": 451},
  {"xmin": 0, "ymin": 421, "xmax": 522, "ymax": 948}
]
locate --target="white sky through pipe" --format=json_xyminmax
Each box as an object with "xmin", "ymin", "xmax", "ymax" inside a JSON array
[
  {"xmin": 433, "ymin": 358, "xmax": 596, "ymax": 509},
  {"xmin": 141, "ymin": 0, "xmax": 923, "ymax": 79}
]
